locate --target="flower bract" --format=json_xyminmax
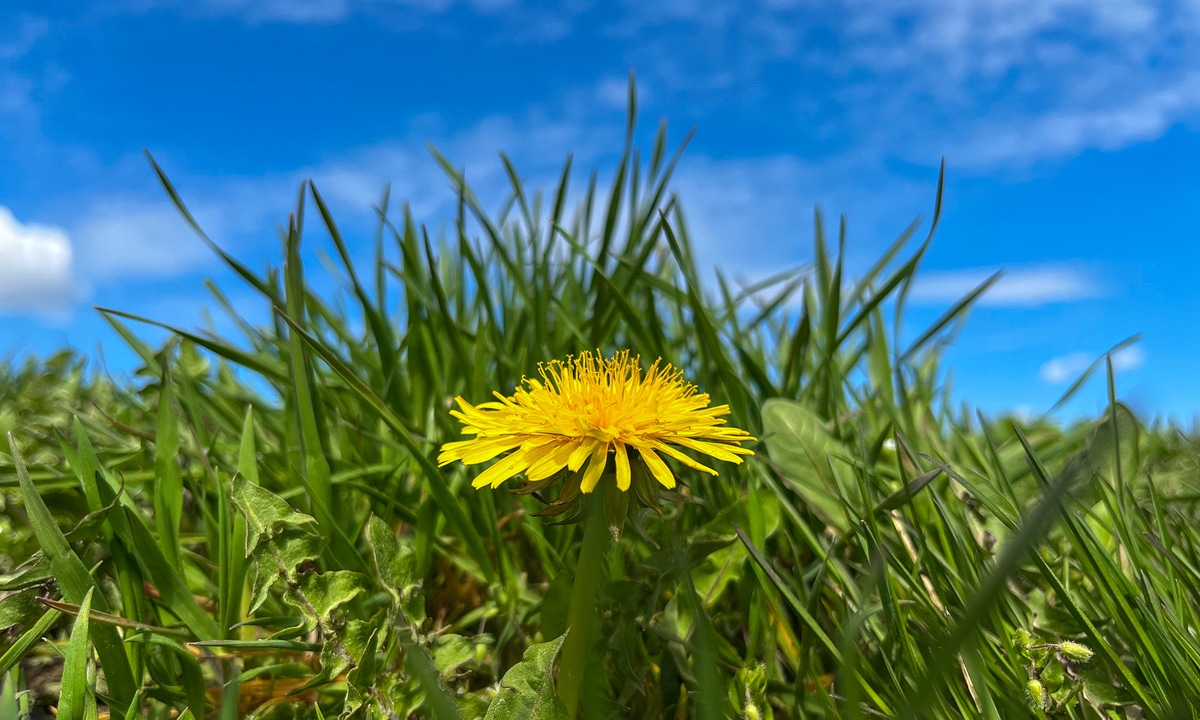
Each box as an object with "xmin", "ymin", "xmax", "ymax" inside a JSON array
[{"xmin": 438, "ymin": 350, "xmax": 755, "ymax": 493}]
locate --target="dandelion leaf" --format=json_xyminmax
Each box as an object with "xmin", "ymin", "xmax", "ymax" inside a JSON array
[
  {"xmin": 484, "ymin": 632, "xmax": 569, "ymax": 720},
  {"xmin": 232, "ymin": 474, "xmax": 318, "ymax": 557}
]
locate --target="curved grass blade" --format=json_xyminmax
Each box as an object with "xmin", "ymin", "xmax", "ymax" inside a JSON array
[{"xmin": 8, "ymin": 434, "xmax": 136, "ymax": 715}]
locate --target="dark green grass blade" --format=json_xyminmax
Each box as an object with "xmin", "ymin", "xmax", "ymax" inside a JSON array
[
  {"xmin": 154, "ymin": 358, "xmax": 184, "ymax": 571},
  {"xmin": 145, "ymin": 150, "xmax": 278, "ymax": 301}
]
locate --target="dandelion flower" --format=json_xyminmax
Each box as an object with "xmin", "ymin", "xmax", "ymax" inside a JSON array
[{"xmin": 438, "ymin": 350, "xmax": 755, "ymax": 493}]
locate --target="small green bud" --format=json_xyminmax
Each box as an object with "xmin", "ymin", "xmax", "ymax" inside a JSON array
[
  {"xmin": 1012, "ymin": 629, "xmax": 1033, "ymax": 658},
  {"xmin": 1059, "ymin": 641, "xmax": 1094, "ymax": 663},
  {"xmin": 1027, "ymin": 679, "xmax": 1046, "ymax": 710}
]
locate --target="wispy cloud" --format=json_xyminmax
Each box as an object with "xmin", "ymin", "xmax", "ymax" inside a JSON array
[
  {"xmin": 0, "ymin": 206, "xmax": 81, "ymax": 319},
  {"xmin": 909, "ymin": 264, "xmax": 1103, "ymax": 307},
  {"xmin": 1039, "ymin": 344, "xmax": 1145, "ymax": 384},
  {"xmin": 620, "ymin": 0, "xmax": 1200, "ymax": 169},
  {"xmin": 126, "ymin": 0, "xmax": 561, "ymax": 31},
  {"xmin": 0, "ymin": 16, "xmax": 52, "ymax": 121},
  {"xmin": 0, "ymin": 16, "xmax": 48, "ymax": 60},
  {"xmin": 73, "ymin": 199, "xmax": 220, "ymax": 280},
  {"xmin": 58, "ymin": 105, "xmax": 619, "ymax": 288}
]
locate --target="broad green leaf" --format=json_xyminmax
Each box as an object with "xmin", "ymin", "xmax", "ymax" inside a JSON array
[
  {"xmin": 366, "ymin": 515, "xmax": 423, "ymax": 623},
  {"xmin": 761, "ymin": 398, "xmax": 861, "ymax": 533},
  {"xmin": 433, "ymin": 634, "xmax": 476, "ymax": 681},
  {"xmin": 484, "ymin": 633, "xmax": 569, "ymax": 720},
  {"xmin": 341, "ymin": 625, "xmax": 380, "ymax": 718},
  {"xmin": 0, "ymin": 589, "xmax": 42, "ymax": 632}
]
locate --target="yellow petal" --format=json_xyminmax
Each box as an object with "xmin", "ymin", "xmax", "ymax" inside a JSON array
[
  {"xmin": 677, "ymin": 438, "xmax": 754, "ymax": 461},
  {"xmin": 579, "ymin": 441, "xmax": 609, "ymax": 493},
  {"xmin": 567, "ymin": 440, "xmax": 595, "ymax": 472},
  {"xmin": 649, "ymin": 440, "xmax": 718, "ymax": 476},
  {"xmin": 523, "ymin": 440, "xmax": 576, "ymax": 482},
  {"xmin": 471, "ymin": 452, "xmax": 530, "ymax": 489},
  {"xmin": 446, "ymin": 436, "xmax": 528, "ymax": 465},
  {"xmin": 614, "ymin": 442, "xmax": 631, "ymax": 491},
  {"xmin": 639, "ymin": 447, "xmax": 676, "ymax": 489}
]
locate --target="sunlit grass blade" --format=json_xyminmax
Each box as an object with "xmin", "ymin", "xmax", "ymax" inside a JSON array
[{"xmin": 57, "ymin": 587, "xmax": 95, "ymax": 720}]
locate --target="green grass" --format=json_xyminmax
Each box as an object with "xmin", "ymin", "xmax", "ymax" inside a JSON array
[{"xmin": 2, "ymin": 89, "xmax": 1200, "ymax": 719}]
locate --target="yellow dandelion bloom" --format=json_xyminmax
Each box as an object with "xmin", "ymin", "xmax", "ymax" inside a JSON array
[{"xmin": 438, "ymin": 350, "xmax": 755, "ymax": 493}]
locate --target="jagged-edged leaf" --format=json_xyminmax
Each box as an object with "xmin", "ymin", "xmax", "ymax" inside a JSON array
[
  {"xmin": 484, "ymin": 633, "xmax": 569, "ymax": 720},
  {"xmin": 366, "ymin": 514, "xmax": 423, "ymax": 622},
  {"xmin": 293, "ymin": 571, "xmax": 369, "ymax": 626},
  {"xmin": 233, "ymin": 475, "xmax": 318, "ymax": 556},
  {"xmin": 341, "ymin": 625, "xmax": 381, "ymax": 718}
]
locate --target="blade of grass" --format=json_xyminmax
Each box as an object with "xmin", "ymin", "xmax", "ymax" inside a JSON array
[
  {"xmin": 8, "ymin": 433, "xmax": 136, "ymax": 714},
  {"xmin": 57, "ymin": 587, "xmax": 95, "ymax": 720}
]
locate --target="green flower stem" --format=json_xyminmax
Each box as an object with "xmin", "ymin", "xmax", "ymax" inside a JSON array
[{"xmin": 558, "ymin": 494, "xmax": 611, "ymax": 720}]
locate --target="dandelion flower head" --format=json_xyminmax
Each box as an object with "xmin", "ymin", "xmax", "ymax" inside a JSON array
[{"xmin": 438, "ymin": 350, "xmax": 755, "ymax": 493}]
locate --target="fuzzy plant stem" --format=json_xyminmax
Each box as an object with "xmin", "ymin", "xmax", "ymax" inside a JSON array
[{"xmin": 558, "ymin": 495, "xmax": 611, "ymax": 719}]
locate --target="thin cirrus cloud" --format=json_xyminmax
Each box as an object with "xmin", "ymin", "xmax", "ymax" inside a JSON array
[
  {"xmin": 0, "ymin": 205, "xmax": 81, "ymax": 319},
  {"xmin": 907, "ymin": 264, "xmax": 1103, "ymax": 308},
  {"xmin": 1039, "ymin": 345, "xmax": 1145, "ymax": 385},
  {"xmin": 56, "ymin": 107, "xmax": 617, "ymax": 285}
]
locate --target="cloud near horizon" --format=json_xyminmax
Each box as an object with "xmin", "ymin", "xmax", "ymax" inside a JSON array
[
  {"xmin": 908, "ymin": 264, "xmax": 1103, "ymax": 308},
  {"xmin": 0, "ymin": 206, "xmax": 81, "ymax": 319}
]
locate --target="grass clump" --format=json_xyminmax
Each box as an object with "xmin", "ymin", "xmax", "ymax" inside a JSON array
[{"xmin": 2, "ymin": 89, "xmax": 1200, "ymax": 719}]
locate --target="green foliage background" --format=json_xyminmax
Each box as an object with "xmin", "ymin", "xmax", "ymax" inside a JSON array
[{"xmin": 2, "ymin": 92, "xmax": 1199, "ymax": 719}]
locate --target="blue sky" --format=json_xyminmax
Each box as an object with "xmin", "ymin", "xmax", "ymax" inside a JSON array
[{"xmin": 1, "ymin": 0, "xmax": 1197, "ymax": 424}]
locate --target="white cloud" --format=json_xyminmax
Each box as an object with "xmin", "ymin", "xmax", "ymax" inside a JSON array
[
  {"xmin": 909, "ymin": 264, "xmax": 1102, "ymax": 307},
  {"xmin": 1039, "ymin": 344, "xmax": 1145, "ymax": 384},
  {"xmin": 74, "ymin": 200, "xmax": 218, "ymax": 280},
  {"xmin": 63, "ymin": 106, "xmax": 618, "ymax": 284},
  {"xmin": 1039, "ymin": 352, "xmax": 1091, "ymax": 384},
  {"xmin": 953, "ymin": 72, "xmax": 1200, "ymax": 166},
  {"xmin": 0, "ymin": 206, "xmax": 81, "ymax": 318},
  {"xmin": 618, "ymin": 0, "xmax": 1200, "ymax": 169}
]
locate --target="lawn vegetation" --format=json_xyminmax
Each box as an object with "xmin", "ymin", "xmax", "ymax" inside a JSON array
[{"xmin": 2, "ymin": 88, "xmax": 1198, "ymax": 719}]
